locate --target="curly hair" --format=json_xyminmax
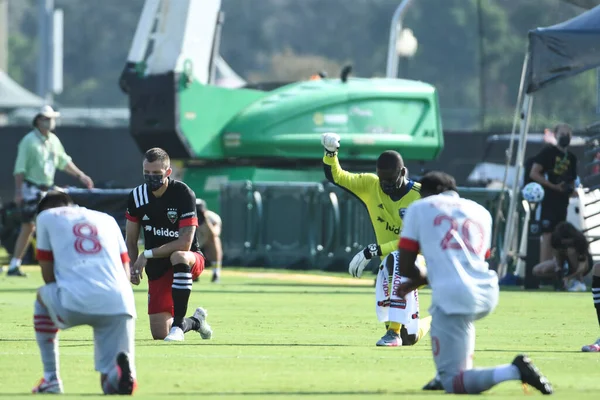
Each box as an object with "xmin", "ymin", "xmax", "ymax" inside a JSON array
[{"xmin": 550, "ymin": 221, "xmax": 589, "ymax": 255}]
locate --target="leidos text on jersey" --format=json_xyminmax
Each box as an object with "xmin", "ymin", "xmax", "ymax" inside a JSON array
[{"xmin": 150, "ymin": 226, "xmax": 179, "ymax": 238}]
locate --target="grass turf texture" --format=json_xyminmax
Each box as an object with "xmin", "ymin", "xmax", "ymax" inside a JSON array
[{"xmin": 0, "ymin": 266, "xmax": 598, "ymax": 399}]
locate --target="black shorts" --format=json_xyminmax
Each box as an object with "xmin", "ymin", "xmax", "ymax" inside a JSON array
[
  {"xmin": 537, "ymin": 200, "xmax": 568, "ymax": 234},
  {"xmin": 20, "ymin": 181, "xmax": 51, "ymax": 223}
]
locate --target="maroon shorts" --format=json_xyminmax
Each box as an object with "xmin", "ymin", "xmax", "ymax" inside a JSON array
[{"xmin": 147, "ymin": 252, "xmax": 205, "ymax": 315}]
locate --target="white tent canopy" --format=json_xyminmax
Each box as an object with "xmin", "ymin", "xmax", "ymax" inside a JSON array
[
  {"xmin": 0, "ymin": 69, "xmax": 46, "ymax": 109},
  {"xmin": 499, "ymin": 5, "xmax": 600, "ymax": 276}
]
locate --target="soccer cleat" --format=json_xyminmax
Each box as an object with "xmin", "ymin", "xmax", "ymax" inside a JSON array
[
  {"xmin": 512, "ymin": 354, "xmax": 553, "ymax": 395},
  {"xmin": 32, "ymin": 376, "xmax": 64, "ymax": 394},
  {"xmin": 164, "ymin": 326, "xmax": 185, "ymax": 342},
  {"xmin": 7, "ymin": 267, "xmax": 28, "ymax": 277},
  {"xmin": 192, "ymin": 307, "xmax": 213, "ymax": 339},
  {"xmin": 581, "ymin": 338, "xmax": 600, "ymax": 352},
  {"xmin": 116, "ymin": 352, "xmax": 137, "ymax": 395},
  {"xmin": 422, "ymin": 375, "xmax": 443, "ymax": 391},
  {"xmin": 211, "ymin": 269, "xmax": 220, "ymax": 283},
  {"xmin": 376, "ymin": 330, "xmax": 402, "ymax": 347}
]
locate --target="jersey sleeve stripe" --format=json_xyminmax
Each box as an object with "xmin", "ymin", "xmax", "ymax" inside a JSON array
[
  {"xmin": 133, "ymin": 184, "xmax": 149, "ymax": 208},
  {"xmin": 120, "ymin": 252, "xmax": 130, "ymax": 263},
  {"xmin": 137, "ymin": 185, "xmax": 144, "ymax": 206},
  {"xmin": 133, "ymin": 186, "xmax": 140, "ymax": 208},
  {"xmin": 126, "ymin": 212, "xmax": 139, "ymax": 222},
  {"xmin": 179, "ymin": 217, "xmax": 198, "ymax": 228},
  {"xmin": 398, "ymin": 237, "xmax": 420, "ymax": 252},
  {"xmin": 36, "ymin": 249, "xmax": 54, "ymax": 261}
]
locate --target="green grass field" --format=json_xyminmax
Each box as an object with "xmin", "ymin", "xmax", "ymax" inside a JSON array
[{"xmin": 0, "ymin": 266, "xmax": 598, "ymax": 399}]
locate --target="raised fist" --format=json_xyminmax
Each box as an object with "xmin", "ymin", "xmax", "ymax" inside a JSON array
[{"xmin": 321, "ymin": 132, "xmax": 341, "ymax": 153}]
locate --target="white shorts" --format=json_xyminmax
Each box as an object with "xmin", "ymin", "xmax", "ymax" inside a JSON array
[
  {"xmin": 375, "ymin": 250, "xmax": 423, "ymax": 334},
  {"xmin": 38, "ymin": 283, "xmax": 136, "ymax": 375}
]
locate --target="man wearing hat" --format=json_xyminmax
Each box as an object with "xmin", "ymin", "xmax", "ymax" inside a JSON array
[{"xmin": 5, "ymin": 105, "xmax": 94, "ymax": 277}]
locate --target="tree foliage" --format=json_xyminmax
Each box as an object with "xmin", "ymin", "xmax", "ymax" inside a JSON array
[{"xmin": 6, "ymin": 0, "xmax": 599, "ymax": 131}]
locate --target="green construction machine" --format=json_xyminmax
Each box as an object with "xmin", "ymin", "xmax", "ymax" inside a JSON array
[{"xmin": 119, "ymin": 0, "xmax": 444, "ymax": 212}]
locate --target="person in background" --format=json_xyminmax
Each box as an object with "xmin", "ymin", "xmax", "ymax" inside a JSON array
[
  {"xmin": 4, "ymin": 105, "xmax": 94, "ymax": 277},
  {"xmin": 529, "ymin": 123, "xmax": 578, "ymax": 268},
  {"xmin": 532, "ymin": 221, "xmax": 591, "ymax": 292},
  {"xmin": 195, "ymin": 199, "xmax": 223, "ymax": 283}
]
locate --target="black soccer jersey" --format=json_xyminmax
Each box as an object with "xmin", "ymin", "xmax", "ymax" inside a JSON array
[{"xmin": 126, "ymin": 179, "xmax": 201, "ymax": 280}]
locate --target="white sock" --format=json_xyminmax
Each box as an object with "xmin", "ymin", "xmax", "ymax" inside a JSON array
[
  {"xmin": 44, "ymin": 371, "xmax": 58, "ymax": 381},
  {"xmin": 9, "ymin": 258, "xmax": 21, "ymax": 270},
  {"xmin": 492, "ymin": 364, "xmax": 520, "ymax": 383}
]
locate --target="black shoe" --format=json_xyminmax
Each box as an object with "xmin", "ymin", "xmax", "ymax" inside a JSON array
[
  {"xmin": 512, "ymin": 354, "xmax": 553, "ymax": 395},
  {"xmin": 211, "ymin": 270, "xmax": 220, "ymax": 283},
  {"xmin": 399, "ymin": 325, "xmax": 418, "ymax": 346},
  {"xmin": 116, "ymin": 352, "xmax": 136, "ymax": 395},
  {"xmin": 422, "ymin": 376, "xmax": 444, "ymax": 391},
  {"xmin": 192, "ymin": 276, "xmax": 200, "ymax": 283},
  {"xmin": 7, "ymin": 268, "xmax": 27, "ymax": 277}
]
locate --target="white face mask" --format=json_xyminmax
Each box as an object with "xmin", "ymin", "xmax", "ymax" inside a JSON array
[{"xmin": 39, "ymin": 119, "xmax": 56, "ymax": 132}]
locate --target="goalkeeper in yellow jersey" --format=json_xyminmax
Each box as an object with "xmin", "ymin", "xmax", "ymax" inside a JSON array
[{"xmin": 321, "ymin": 132, "xmax": 432, "ymax": 347}]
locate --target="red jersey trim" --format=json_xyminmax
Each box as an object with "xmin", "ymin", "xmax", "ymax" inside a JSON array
[
  {"xmin": 120, "ymin": 252, "xmax": 130, "ymax": 263},
  {"xmin": 37, "ymin": 249, "xmax": 54, "ymax": 261},
  {"xmin": 179, "ymin": 217, "xmax": 198, "ymax": 228},
  {"xmin": 125, "ymin": 212, "xmax": 139, "ymax": 222},
  {"xmin": 398, "ymin": 238, "xmax": 420, "ymax": 252}
]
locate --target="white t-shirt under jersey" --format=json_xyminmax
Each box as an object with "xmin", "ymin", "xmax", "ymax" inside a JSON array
[
  {"xmin": 36, "ymin": 206, "xmax": 136, "ymax": 318},
  {"xmin": 399, "ymin": 191, "xmax": 499, "ymax": 316}
]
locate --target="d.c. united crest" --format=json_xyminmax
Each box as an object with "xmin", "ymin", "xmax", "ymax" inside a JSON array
[{"xmin": 167, "ymin": 208, "xmax": 178, "ymax": 224}]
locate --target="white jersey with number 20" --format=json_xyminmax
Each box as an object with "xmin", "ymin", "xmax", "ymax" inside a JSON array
[
  {"xmin": 399, "ymin": 191, "xmax": 499, "ymax": 316},
  {"xmin": 36, "ymin": 206, "xmax": 136, "ymax": 318}
]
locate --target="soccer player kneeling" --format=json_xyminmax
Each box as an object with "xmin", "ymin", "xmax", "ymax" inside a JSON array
[
  {"xmin": 396, "ymin": 172, "xmax": 553, "ymax": 395},
  {"xmin": 126, "ymin": 148, "xmax": 212, "ymax": 342},
  {"xmin": 32, "ymin": 192, "xmax": 136, "ymax": 395}
]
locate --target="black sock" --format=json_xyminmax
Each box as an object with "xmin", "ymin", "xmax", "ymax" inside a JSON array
[
  {"xmin": 593, "ymin": 276, "xmax": 600, "ymax": 328},
  {"xmin": 172, "ymin": 263, "xmax": 193, "ymax": 330},
  {"xmin": 181, "ymin": 317, "xmax": 200, "ymax": 333}
]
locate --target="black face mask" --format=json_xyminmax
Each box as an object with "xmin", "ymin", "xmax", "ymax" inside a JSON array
[
  {"xmin": 144, "ymin": 174, "xmax": 165, "ymax": 191},
  {"xmin": 380, "ymin": 175, "xmax": 402, "ymax": 195},
  {"xmin": 558, "ymin": 136, "xmax": 571, "ymax": 148}
]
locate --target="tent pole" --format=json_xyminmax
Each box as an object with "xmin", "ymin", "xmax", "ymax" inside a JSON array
[
  {"xmin": 491, "ymin": 51, "xmax": 530, "ymax": 254},
  {"xmin": 499, "ymin": 93, "xmax": 534, "ymax": 278}
]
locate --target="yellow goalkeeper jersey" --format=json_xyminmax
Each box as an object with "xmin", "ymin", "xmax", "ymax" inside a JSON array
[{"xmin": 323, "ymin": 153, "xmax": 421, "ymax": 256}]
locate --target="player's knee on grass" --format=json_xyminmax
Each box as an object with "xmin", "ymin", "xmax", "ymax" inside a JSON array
[
  {"xmin": 170, "ymin": 250, "xmax": 195, "ymax": 266},
  {"xmin": 437, "ymin": 372, "xmax": 456, "ymax": 394},
  {"xmin": 149, "ymin": 312, "xmax": 172, "ymax": 340}
]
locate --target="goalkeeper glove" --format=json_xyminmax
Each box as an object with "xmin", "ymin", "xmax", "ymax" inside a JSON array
[
  {"xmin": 348, "ymin": 244, "xmax": 382, "ymax": 278},
  {"xmin": 321, "ymin": 132, "xmax": 340, "ymax": 156}
]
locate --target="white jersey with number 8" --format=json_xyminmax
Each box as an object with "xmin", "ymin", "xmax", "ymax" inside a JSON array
[
  {"xmin": 36, "ymin": 206, "xmax": 136, "ymax": 318},
  {"xmin": 399, "ymin": 191, "xmax": 498, "ymax": 315}
]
